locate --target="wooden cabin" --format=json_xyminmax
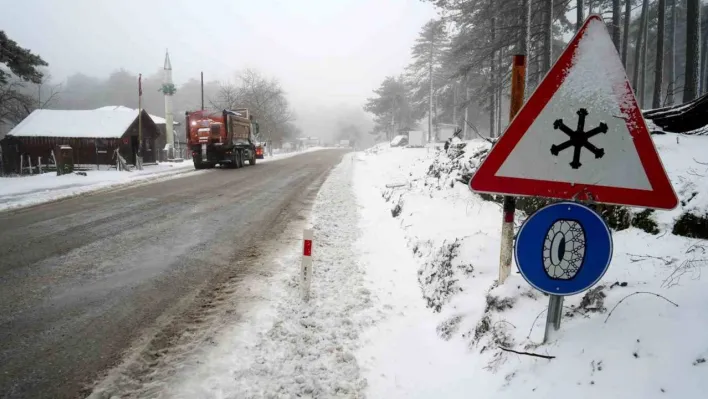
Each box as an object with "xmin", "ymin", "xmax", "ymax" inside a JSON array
[
  {"xmin": 0, "ymin": 108, "xmax": 160, "ymax": 175},
  {"xmin": 96, "ymin": 106, "xmax": 183, "ymax": 160}
]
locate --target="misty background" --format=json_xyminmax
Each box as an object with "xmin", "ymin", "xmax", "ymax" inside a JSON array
[
  {"xmin": 3, "ymin": 0, "xmax": 707, "ymax": 148},
  {"xmin": 0, "ymin": 0, "xmax": 437, "ymax": 146}
]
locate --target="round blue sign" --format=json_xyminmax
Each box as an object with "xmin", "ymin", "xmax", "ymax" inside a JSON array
[{"xmin": 514, "ymin": 201, "xmax": 613, "ymax": 296}]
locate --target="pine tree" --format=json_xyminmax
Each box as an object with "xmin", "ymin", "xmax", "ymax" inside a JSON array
[
  {"xmin": 407, "ymin": 19, "xmax": 449, "ymax": 142},
  {"xmin": 0, "ymin": 31, "xmax": 49, "ymax": 124},
  {"xmin": 364, "ymin": 76, "xmax": 414, "ymax": 140},
  {"xmin": 653, "ymin": 0, "xmax": 666, "ymax": 108},
  {"xmin": 684, "ymin": 0, "xmax": 700, "ymax": 102},
  {"xmin": 666, "ymin": 0, "xmax": 676, "ymax": 105},
  {"xmin": 0, "ymin": 31, "xmax": 48, "ymax": 85}
]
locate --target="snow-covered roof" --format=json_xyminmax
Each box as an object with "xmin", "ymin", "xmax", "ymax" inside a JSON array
[
  {"xmin": 95, "ymin": 106, "xmax": 179, "ymax": 125},
  {"xmin": 7, "ymin": 109, "xmax": 145, "ymax": 139}
]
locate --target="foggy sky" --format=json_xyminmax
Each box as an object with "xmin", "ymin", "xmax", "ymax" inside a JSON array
[{"xmin": 1, "ymin": 0, "xmax": 437, "ymax": 138}]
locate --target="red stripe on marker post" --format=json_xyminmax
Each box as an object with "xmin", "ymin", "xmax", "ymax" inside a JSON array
[
  {"xmin": 303, "ymin": 239, "xmax": 312, "ymax": 257},
  {"xmin": 301, "ymin": 229, "xmax": 313, "ymax": 301}
]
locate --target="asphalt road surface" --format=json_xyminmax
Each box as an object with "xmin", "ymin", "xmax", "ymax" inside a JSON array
[{"xmin": 0, "ymin": 149, "xmax": 346, "ymax": 399}]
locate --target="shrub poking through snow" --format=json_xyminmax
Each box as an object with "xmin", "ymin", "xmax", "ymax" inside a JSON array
[
  {"xmin": 575, "ymin": 285, "xmax": 607, "ymax": 314},
  {"xmin": 485, "ymin": 294, "xmax": 516, "ymax": 313},
  {"xmin": 436, "ymin": 315, "xmax": 463, "ymax": 341},
  {"xmin": 631, "ymin": 209, "xmax": 660, "ymax": 234},
  {"xmin": 417, "ymin": 239, "xmax": 463, "ymax": 312},
  {"xmin": 672, "ymin": 212, "xmax": 708, "ymax": 239},
  {"xmin": 391, "ymin": 200, "xmax": 403, "ymax": 218}
]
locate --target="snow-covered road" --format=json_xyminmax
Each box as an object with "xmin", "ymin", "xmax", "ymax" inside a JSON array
[
  {"xmin": 0, "ymin": 150, "xmax": 346, "ymax": 399},
  {"xmin": 0, "ymin": 147, "xmax": 326, "ymax": 213}
]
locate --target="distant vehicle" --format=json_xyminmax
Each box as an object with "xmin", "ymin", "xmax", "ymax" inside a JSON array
[
  {"xmin": 437, "ymin": 124, "xmax": 458, "ymax": 142},
  {"xmin": 185, "ymin": 108, "xmax": 259, "ymax": 170},
  {"xmin": 390, "ymin": 135, "xmax": 408, "ymax": 147},
  {"xmin": 255, "ymin": 142, "xmax": 265, "ymax": 159},
  {"xmin": 339, "ymin": 139, "xmax": 350, "ymax": 147},
  {"xmin": 407, "ymin": 130, "xmax": 426, "ymax": 147}
]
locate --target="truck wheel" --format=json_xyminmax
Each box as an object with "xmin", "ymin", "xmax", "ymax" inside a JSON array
[
  {"xmin": 249, "ymin": 151, "xmax": 256, "ymax": 165},
  {"xmin": 238, "ymin": 150, "xmax": 245, "ymax": 168},
  {"xmin": 193, "ymin": 157, "xmax": 205, "ymax": 170}
]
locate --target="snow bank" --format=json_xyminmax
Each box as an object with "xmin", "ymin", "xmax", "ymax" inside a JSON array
[
  {"xmin": 0, "ymin": 162, "xmax": 198, "ymax": 212},
  {"xmin": 353, "ymin": 138, "xmax": 708, "ymax": 398},
  {"xmin": 0, "ymin": 149, "xmax": 328, "ymax": 212}
]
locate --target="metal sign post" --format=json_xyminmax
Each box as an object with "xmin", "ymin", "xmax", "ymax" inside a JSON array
[{"xmin": 544, "ymin": 295, "xmax": 564, "ymax": 343}]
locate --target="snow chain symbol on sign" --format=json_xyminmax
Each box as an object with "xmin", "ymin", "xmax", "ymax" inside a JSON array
[
  {"xmin": 543, "ymin": 219, "xmax": 587, "ymax": 280},
  {"xmin": 550, "ymin": 108, "xmax": 608, "ymax": 169}
]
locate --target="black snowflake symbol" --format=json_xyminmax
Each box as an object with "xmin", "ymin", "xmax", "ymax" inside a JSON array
[{"xmin": 550, "ymin": 108, "xmax": 608, "ymax": 169}]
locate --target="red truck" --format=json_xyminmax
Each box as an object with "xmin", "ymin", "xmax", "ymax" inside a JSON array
[{"xmin": 185, "ymin": 108, "xmax": 259, "ymax": 170}]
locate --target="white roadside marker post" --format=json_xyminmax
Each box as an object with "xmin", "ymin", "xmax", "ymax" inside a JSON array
[{"xmin": 301, "ymin": 229, "xmax": 313, "ymax": 301}]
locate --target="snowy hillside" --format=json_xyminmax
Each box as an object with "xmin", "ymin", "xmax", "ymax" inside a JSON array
[{"xmin": 353, "ymin": 134, "xmax": 708, "ymax": 398}]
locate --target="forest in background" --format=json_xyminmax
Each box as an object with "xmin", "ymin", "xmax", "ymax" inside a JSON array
[
  {"xmin": 365, "ymin": 0, "xmax": 707, "ymax": 141},
  {"xmin": 3, "ymin": 1, "xmax": 706, "ymax": 146}
]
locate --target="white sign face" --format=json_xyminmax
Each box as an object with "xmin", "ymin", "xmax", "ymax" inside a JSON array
[{"xmin": 496, "ymin": 19, "xmax": 650, "ymax": 190}]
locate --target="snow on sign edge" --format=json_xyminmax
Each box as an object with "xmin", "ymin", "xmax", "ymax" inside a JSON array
[
  {"xmin": 496, "ymin": 17, "xmax": 651, "ymax": 190},
  {"xmin": 469, "ymin": 14, "xmax": 679, "ymax": 210}
]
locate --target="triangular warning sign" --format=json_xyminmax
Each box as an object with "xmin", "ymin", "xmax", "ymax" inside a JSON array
[{"xmin": 470, "ymin": 15, "xmax": 678, "ymax": 210}]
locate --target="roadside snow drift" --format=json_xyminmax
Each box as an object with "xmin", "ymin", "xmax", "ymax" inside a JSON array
[
  {"xmin": 0, "ymin": 162, "xmax": 198, "ymax": 212},
  {"xmin": 352, "ymin": 136, "xmax": 708, "ymax": 399}
]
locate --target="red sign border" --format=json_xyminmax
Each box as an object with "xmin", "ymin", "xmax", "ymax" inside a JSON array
[{"xmin": 470, "ymin": 15, "xmax": 678, "ymax": 210}]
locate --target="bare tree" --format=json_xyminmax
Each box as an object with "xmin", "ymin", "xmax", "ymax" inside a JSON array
[
  {"xmin": 653, "ymin": 0, "xmax": 666, "ymax": 108},
  {"xmin": 0, "ymin": 80, "xmax": 34, "ymax": 123},
  {"xmin": 0, "ymin": 73, "xmax": 61, "ymax": 124},
  {"xmin": 35, "ymin": 72, "xmax": 62, "ymax": 110},
  {"xmin": 577, "ymin": 0, "xmax": 584, "ymax": 32},
  {"xmin": 684, "ymin": 0, "xmax": 701, "ymax": 102},
  {"xmin": 212, "ymin": 69, "xmax": 295, "ymax": 141}
]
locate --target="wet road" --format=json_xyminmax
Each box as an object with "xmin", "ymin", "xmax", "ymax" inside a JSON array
[{"xmin": 0, "ymin": 150, "xmax": 346, "ymax": 399}]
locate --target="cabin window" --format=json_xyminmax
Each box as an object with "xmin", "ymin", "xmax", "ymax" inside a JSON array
[{"xmin": 95, "ymin": 139, "xmax": 109, "ymax": 154}]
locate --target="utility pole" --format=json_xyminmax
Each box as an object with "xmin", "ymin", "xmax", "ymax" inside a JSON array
[
  {"xmin": 163, "ymin": 49, "xmax": 175, "ymax": 160},
  {"xmin": 201, "ymin": 71, "xmax": 205, "ymax": 111},
  {"xmin": 137, "ymin": 73, "xmax": 143, "ymax": 170}
]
